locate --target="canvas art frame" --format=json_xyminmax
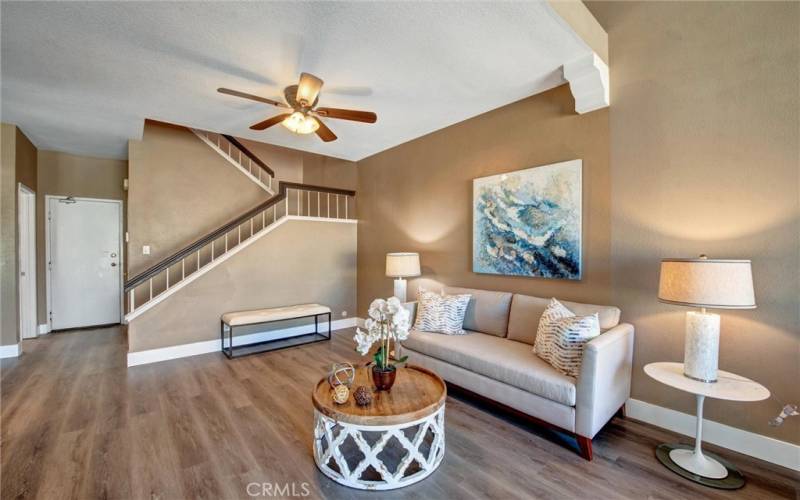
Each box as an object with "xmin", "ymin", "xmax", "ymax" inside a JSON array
[{"xmin": 472, "ymin": 159, "xmax": 582, "ymax": 280}]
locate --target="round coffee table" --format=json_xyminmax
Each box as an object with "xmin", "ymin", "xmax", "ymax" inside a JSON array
[{"xmin": 311, "ymin": 365, "xmax": 446, "ymax": 490}]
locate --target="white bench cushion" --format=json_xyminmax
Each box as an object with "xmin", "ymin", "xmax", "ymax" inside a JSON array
[{"xmin": 222, "ymin": 304, "xmax": 331, "ymax": 326}]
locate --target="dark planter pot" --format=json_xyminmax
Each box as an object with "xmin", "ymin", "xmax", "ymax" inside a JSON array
[{"xmin": 372, "ymin": 365, "xmax": 397, "ymax": 391}]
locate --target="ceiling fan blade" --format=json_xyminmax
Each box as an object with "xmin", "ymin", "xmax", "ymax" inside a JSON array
[
  {"xmin": 314, "ymin": 118, "xmax": 337, "ymax": 142},
  {"xmin": 218, "ymin": 88, "xmax": 288, "ymax": 108},
  {"xmin": 250, "ymin": 113, "xmax": 291, "ymax": 130},
  {"xmin": 296, "ymin": 73, "xmax": 324, "ymax": 106},
  {"xmin": 315, "ymin": 107, "xmax": 377, "ymax": 123}
]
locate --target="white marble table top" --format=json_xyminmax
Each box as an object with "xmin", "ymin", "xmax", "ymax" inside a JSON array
[{"xmin": 644, "ymin": 362, "xmax": 770, "ymax": 402}]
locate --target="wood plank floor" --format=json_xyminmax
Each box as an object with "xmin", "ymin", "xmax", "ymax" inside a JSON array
[{"xmin": 1, "ymin": 326, "xmax": 796, "ymax": 499}]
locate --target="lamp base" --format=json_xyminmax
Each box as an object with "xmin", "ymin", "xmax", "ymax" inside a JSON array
[
  {"xmin": 393, "ymin": 278, "xmax": 407, "ymax": 303},
  {"xmin": 684, "ymin": 311, "xmax": 720, "ymax": 383}
]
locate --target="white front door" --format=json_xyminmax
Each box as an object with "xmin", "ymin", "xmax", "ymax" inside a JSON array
[
  {"xmin": 18, "ymin": 184, "xmax": 37, "ymax": 339},
  {"xmin": 48, "ymin": 197, "xmax": 122, "ymax": 330}
]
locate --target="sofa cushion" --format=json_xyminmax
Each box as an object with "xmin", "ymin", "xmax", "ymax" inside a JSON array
[
  {"xmin": 507, "ymin": 294, "xmax": 621, "ymax": 345},
  {"xmin": 443, "ymin": 287, "xmax": 512, "ymax": 337},
  {"xmin": 403, "ymin": 329, "xmax": 576, "ymax": 406}
]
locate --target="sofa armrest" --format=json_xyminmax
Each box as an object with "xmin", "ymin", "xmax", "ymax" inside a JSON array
[
  {"xmin": 395, "ymin": 301, "xmax": 418, "ymax": 360},
  {"xmin": 575, "ymin": 323, "xmax": 634, "ymax": 438},
  {"xmin": 403, "ymin": 301, "xmax": 418, "ymax": 324}
]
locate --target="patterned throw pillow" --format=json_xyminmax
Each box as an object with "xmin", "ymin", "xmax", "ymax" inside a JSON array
[
  {"xmin": 413, "ymin": 288, "xmax": 472, "ymax": 335},
  {"xmin": 534, "ymin": 298, "xmax": 601, "ymax": 377}
]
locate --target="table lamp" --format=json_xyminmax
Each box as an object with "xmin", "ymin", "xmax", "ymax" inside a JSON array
[
  {"xmin": 386, "ymin": 252, "xmax": 420, "ymax": 302},
  {"xmin": 658, "ymin": 255, "xmax": 756, "ymax": 382}
]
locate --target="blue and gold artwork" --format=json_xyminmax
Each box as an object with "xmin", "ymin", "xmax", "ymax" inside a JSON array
[{"xmin": 473, "ymin": 160, "xmax": 582, "ymax": 280}]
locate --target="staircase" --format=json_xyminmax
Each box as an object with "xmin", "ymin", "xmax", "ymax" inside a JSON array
[
  {"xmin": 124, "ymin": 130, "xmax": 356, "ymax": 322},
  {"xmin": 191, "ymin": 128, "xmax": 275, "ymax": 193}
]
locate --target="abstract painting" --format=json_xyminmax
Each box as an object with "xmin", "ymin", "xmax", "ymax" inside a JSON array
[{"xmin": 473, "ymin": 159, "xmax": 582, "ymax": 279}]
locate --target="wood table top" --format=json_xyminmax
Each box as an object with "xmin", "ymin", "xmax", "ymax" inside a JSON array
[{"xmin": 312, "ymin": 365, "xmax": 446, "ymax": 426}]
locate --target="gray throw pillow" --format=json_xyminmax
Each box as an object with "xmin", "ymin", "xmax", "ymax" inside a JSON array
[{"xmin": 413, "ymin": 288, "xmax": 471, "ymax": 335}]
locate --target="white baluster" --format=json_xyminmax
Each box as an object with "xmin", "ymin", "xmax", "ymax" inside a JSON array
[
  {"xmin": 273, "ymin": 205, "xmax": 276, "ymax": 223},
  {"xmin": 182, "ymin": 259, "xmax": 185, "ymax": 280},
  {"xmin": 327, "ymin": 193, "xmax": 330, "ymax": 218},
  {"xmin": 318, "ymin": 192, "xmax": 320, "ymax": 217},
  {"xmin": 286, "ymin": 190, "xmax": 290, "ymax": 216},
  {"xmin": 298, "ymin": 190, "xmax": 301, "ymax": 215},
  {"xmin": 307, "ymin": 191, "xmax": 310, "ymax": 216},
  {"xmin": 238, "ymin": 225, "xmax": 241, "ymax": 244},
  {"xmin": 225, "ymin": 233, "xmax": 228, "ymax": 252},
  {"xmin": 197, "ymin": 250, "xmax": 200, "ymax": 270},
  {"xmin": 262, "ymin": 210, "xmax": 266, "ymax": 228},
  {"xmin": 149, "ymin": 279, "xmax": 153, "ymax": 301},
  {"xmin": 129, "ymin": 290, "xmax": 135, "ymax": 313},
  {"xmin": 211, "ymin": 241, "xmax": 215, "ymax": 261},
  {"xmin": 250, "ymin": 218, "xmax": 254, "ymax": 237},
  {"xmin": 336, "ymin": 195, "xmax": 340, "ymax": 219},
  {"xmin": 345, "ymin": 197, "xmax": 348, "ymax": 219},
  {"xmin": 166, "ymin": 268, "xmax": 170, "ymax": 289}
]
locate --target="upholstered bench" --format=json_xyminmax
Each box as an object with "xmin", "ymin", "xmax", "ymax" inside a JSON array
[{"xmin": 220, "ymin": 303, "xmax": 331, "ymax": 358}]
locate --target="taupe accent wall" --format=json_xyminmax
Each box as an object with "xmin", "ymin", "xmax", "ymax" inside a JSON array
[
  {"xmin": 357, "ymin": 84, "xmax": 611, "ymax": 316},
  {"xmin": 128, "ymin": 219, "xmax": 356, "ymax": 352},
  {"xmin": 127, "ymin": 121, "xmax": 272, "ymax": 277},
  {"xmin": 0, "ymin": 124, "xmax": 38, "ymax": 345},
  {"xmin": 587, "ymin": 1, "xmax": 799, "ymax": 444}
]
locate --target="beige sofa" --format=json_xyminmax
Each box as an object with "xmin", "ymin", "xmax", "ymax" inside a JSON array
[{"xmin": 401, "ymin": 286, "xmax": 634, "ymax": 460}]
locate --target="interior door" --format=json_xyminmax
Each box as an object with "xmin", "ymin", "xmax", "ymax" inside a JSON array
[
  {"xmin": 49, "ymin": 197, "xmax": 121, "ymax": 330},
  {"xmin": 18, "ymin": 185, "xmax": 37, "ymax": 339}
]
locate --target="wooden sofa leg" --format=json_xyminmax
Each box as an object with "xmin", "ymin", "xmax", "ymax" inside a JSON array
[
  {"xmin": 576, "ymin": 436, "xmax": 593, "ymax": 461},
  {"xmin": 616, "ymin": 404, "xmax": 626, "ymax": 419}
]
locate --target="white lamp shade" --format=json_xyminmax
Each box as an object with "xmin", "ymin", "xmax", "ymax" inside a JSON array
[
  {"xmin": 386, "ymin": 252, "xmax": 420, "ymax": 278},
  {"xmin": 658, "ymin": 258, "xmax": 756, "ymax": 309}
]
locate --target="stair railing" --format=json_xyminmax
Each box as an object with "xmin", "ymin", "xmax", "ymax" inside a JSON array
[
  {"xmin": 124, "ymin": 181, "xmax": 356, "ymax": 317},
  {"xmin": 192, "ymin": 129, "xmax": 276, "ymax": 192}
]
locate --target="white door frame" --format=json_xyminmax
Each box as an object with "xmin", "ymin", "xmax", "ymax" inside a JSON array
[
  {"xmin": 45, "ymin": 195, "xmax": 124, "ymax": 331},
  {"xmin": 17, "ymin": 183, "xmax": 37, "ymax": 340}
]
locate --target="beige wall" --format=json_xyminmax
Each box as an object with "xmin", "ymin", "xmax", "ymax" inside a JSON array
[
  {"xmin": 356, "ymin": 84, "xmax": 611, "ymax": 314},
  {"xmin": 586, "ymin": 1, "xmax": 799, "ymax": 444},
  {"xmin": 128, "ymin": 219, "xmax": 357, "ymax": 352},
  {"xmin": 127, "ymin": 121, "xmax": 272, "ymax": 277},
  {"xmin": 36, "ymin": 150, "xmax": 127, "ymax": 324},
  {"xmin": 302, "ymin": 153, "xmax": 358, "ymax": 192},
  {"xmin": 0, "ymin": 124, "xmax": 38, "ymax": 345}
]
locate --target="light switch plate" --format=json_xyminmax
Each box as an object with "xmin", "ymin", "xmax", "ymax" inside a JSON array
[{"xmin": 143, "ymin": 245, "xmax": 150, "ymax": 255}]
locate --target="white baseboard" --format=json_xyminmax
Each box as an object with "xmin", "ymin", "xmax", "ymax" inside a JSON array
[
  {"xmin": 626, "ymin": 398, "xmax": 800, "ymax": 471},
  {"xmin": 38, "ymin": 324, "xmax": 50, "ymax": 335},
  {"xmin": 127, "ymin": 317, "xmax": 358, "ymax": 367},
  {"xmin": 0, "ymin": 344, "xmax": 20, "ymax": 359}
]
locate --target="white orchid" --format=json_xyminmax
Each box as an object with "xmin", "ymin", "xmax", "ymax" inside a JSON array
[{"xmin": 354, "ymin": 296, "xmax": 412, "ymax": 370}]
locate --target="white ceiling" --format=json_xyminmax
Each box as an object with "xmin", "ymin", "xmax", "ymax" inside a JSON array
[{"xmin": 1, "ymin": 2, "xmax": 593, "ymax": 161}]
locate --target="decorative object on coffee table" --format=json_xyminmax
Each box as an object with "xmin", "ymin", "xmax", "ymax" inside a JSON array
[
  {"xmin": 386, "ymin": 253, "xmax": 421, "ymax": 302},
  {"xmin": 312, "ymin": 365, "xmax": 446, "ymax": 490},
  {"xmin": 353, "ymin": 385, "xmax": 372, "ymax": 406},
  {"xmin": 328, "ymin": 362, "xmax": 356, "ymax": 388},
  {"xmin": 645, "ymin": 362, "xmax": 769, "ymax": 489},
  {"xmin": 332, "ymin": 384, "xmax": 350, "ymax": 404},
  {"xmin": 354, "ymin": 297, "xmax": 411, "ymax": 391},
  {"xmin": 658, "ymin": 256, "xmax": 755, "ymax": 383}
]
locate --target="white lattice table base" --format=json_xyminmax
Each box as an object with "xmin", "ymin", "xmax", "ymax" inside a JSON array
[{"xmin": 313, "ymin": 407, "xmax": 445, "ymax": 490}]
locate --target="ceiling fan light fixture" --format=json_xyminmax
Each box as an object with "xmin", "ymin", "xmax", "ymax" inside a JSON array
[{"xmin": 282, "ymin": 111, "xmax": 319, "ymax": 135}]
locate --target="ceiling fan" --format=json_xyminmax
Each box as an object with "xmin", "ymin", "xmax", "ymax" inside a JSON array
[{"xmin": 218, "ymin": 73, "xmax": 377, "ymax": 142}]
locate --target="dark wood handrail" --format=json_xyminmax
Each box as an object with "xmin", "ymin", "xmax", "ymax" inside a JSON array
[
  {"xmin": 125, "ymin": 182, "xmax": 356, "ymax": 291},
  {"xmin": 221, "ymin": 134, "xmax": 275, "ymax": 178}
]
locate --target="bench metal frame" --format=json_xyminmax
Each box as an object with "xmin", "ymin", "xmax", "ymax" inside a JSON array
[{"xmin": 220, "ymin": 311, "xmax": 332, "ymax": 359}]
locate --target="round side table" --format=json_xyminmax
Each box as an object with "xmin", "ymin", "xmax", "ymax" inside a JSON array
[
  {"xmin": 644, "ymin": 362, "xmax": 769, "ymax": 489},
  {"xmin": 311, "ymin": 365, "xmax": 446, "ymax": 490}
]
